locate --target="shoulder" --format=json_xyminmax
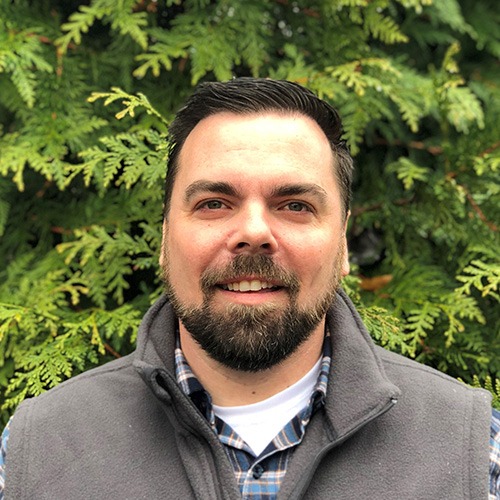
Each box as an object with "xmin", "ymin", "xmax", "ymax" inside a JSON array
[
  {"xmin": 7, "ymin": 352, "xmax": 164, "ymax": 469},
  {"xmin": 378, "ymin": 346, "xmax": 488, "ymax": 395},
  {"xmin": 37, "ymin": 352, "xmax": 135, "ymax": 392},
  {"xmin": 10, "ymin": 354, "xmax": 144, "ymax": 428},
  {"xmin": 376, "ymin": 346, "xmax": 491, "ymax": 419}
]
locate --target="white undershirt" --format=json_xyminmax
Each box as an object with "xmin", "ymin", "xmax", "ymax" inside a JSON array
[{"xmin": 212, "ymin": 357, "xmax": 322, "ymax": 456}]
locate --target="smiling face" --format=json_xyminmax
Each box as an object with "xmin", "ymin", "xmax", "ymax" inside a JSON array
[{"xmin": 161, "ymin": 111, "xmax": 350, "ymax": 371}]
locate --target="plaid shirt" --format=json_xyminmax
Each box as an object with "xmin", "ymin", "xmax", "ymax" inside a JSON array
[
  {"xmin": 175, "ymin": 334, "xmax": 331, "ymax": 499},
  {"xmin": 490, "ymin": 408, "xmax": 500, "ymax": 499},
  {"xmin": 0, "ymin": 424, "xmax": 6, "ymax": 497}
]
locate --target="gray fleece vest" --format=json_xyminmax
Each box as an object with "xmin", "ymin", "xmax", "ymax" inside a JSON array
[{"xmin": 6, "ymin": 291, "xmax": 492, "ymax": 499}]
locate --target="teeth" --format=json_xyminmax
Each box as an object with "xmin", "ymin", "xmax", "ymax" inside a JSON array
[{"xmin": 224, "ymin": 280, "xmax": 275, "ymax": 292}]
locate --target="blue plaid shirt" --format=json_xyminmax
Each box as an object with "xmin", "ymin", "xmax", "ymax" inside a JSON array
[
  {"xmin": 491, "ymin": 408, "xmax": 500, "ymax": 499},
  {"xmin": 1, "ymin": 363, "xmax": 500, "ymax": 499},
  {"xmin": 174, "ymin": 334, "xmax": 331, "ymax": 498}
]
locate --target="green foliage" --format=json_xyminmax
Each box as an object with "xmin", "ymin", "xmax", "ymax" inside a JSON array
[
  {"xmin": 468, "ymin": 376, "xmax": 500, "ymax": 410},
  {"xmin": 342, "ymin": 272, "xmax": 408, "ymax": 354},
  {"xmin": 1, "ymin": 0, "xmax": 499, "ymax": 423}
]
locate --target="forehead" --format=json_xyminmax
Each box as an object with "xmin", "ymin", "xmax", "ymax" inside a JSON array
[
  {"xmin": 181, "ymin": 111, "xmax": 330, "ymax": 156},
  {"xmin": 174, "ymin": 111, "xmax": 340, "ymax": 197}
]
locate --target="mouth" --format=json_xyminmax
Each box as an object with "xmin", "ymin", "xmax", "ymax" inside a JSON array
[{"xmin": 218, "ymin": 279, "xmax": 283, "ymax": 292}]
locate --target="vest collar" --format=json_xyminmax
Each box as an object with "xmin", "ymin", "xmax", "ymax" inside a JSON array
[{"xmin": 133, "ymin": 290, "xmax": 401, "ymax": 439}]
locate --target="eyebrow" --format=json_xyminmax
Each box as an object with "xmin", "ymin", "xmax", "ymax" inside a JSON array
[
  {"xmin": 270, "ymin": 183, "xmax": 329, "ymax": 204},
  {"xmin": 184, "ymin": 180, "xmax": 240, "ymax": 204}
]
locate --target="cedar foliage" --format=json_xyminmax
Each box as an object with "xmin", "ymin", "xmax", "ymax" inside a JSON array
[{"xmin": 0, "ymin": 0, "xmax": 499, "ymax": 422}]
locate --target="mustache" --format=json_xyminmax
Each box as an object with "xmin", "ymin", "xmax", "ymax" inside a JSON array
[{"xmin": 200, "ymin": 254, "xmax": 300, "ymax": 295}]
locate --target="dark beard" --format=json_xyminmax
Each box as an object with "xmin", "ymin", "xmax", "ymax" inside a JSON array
[{"xmin": 164, "ymin": 254, "xmax": 340, "ymax": 372}]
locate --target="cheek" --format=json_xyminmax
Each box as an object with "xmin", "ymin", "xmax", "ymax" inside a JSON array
[
  {"xmin": 168, "ymin": 243, "xmax": 198, "ymax": 279},
  {"xmin": 166, "ymin": 229, "xmax": 219, "ymax": 291},
  {"xmin": 170, "ymin": 220, "xmax": 217, "ymax": 253},
  {"xmin": 291, "ymin": 238, "xmax": 342, "ymax": 282}
]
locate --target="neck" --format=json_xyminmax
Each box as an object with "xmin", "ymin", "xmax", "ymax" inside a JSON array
[{"xmin": 178, "ymin": 321, "xmax": 326, "ymax": 406}]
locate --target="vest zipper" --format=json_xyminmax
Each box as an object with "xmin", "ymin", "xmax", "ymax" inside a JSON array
[{"xmin": 152, "ymin": 367, "xmax": 236, "ymax": 500}]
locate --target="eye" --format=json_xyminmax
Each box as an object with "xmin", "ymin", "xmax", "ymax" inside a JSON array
[
  {"xmin": 199, "ymin": 199, "xmax": 225, "ymax": 210},
  {"xmin": 284, "ymin": 201, "xmax": 312, "ymax": 212}
]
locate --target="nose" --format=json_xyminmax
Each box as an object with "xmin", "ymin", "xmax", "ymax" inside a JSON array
[{"xmin": 227, "ymin": 203, "xmax": 278, "ymax": 254}]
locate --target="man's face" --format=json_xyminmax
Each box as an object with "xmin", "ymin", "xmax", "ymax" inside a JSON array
[{"xmin": 161, "ymin": 111, "xmax": 350, "ymax": 371}]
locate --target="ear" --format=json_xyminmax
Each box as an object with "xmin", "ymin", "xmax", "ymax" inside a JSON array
[
  {"xmin": 159, "ymin": 219, "xmax": 168, "ymax": 268},
  {"xmin": 340, "ymin": 211, "xmax": 350, "ymax": 277}
]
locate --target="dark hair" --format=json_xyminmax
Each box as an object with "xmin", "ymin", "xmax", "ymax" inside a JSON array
[{"xmin": 164, "ymin": 78, "xmax": 354, "ymax": 219}]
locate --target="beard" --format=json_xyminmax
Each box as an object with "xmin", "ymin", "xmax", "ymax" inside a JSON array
[{"xmin": 162, "ymin": 252, "xmax": 344, "ymax": 372}]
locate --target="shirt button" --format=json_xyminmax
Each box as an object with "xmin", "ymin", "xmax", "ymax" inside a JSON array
[{"xmin": 252, "ymin": 464, "xmax": 265, "ymax": 479}]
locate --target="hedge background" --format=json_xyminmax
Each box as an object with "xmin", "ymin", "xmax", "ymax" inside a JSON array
[{"xmin": 1, "ymin": 0, "xmax": 499, "ymax": 424}]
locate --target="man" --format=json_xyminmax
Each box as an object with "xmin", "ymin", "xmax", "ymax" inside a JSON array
[{"xmin": 1, "ymin": 78, "xmax": 499, "ymax": 499}]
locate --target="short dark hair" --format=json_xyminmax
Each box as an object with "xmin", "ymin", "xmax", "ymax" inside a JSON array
[{"xmin": 164, "ymin": 78, "xmax": 354, "ymax": 219}]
